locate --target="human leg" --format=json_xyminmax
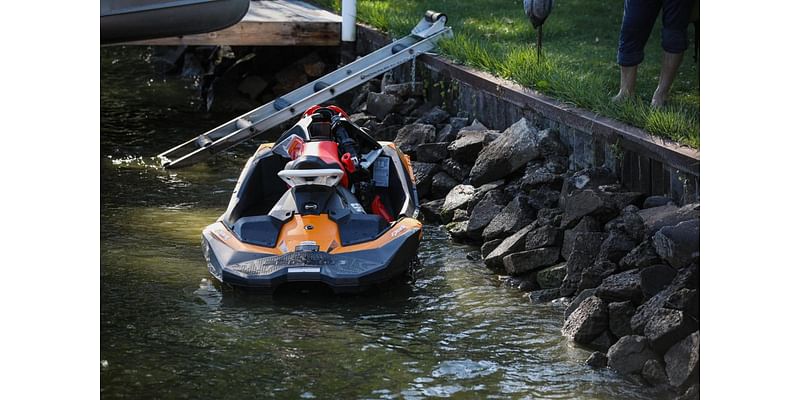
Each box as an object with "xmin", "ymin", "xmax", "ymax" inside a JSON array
[
  {"xmin": 652, "ymin": 0, "xmax": 694, "ymax": 107},
  {"xmin": 614, "ymin": 0, "xmax": 662, "ymax": 102}
]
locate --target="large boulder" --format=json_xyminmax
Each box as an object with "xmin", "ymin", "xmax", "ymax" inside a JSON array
[
  {"xmin": 503, "ymin": 247, "xmax": 560, "ymax": 275},
  {"xmin": 564, "ymin": 288, "xmax": 596, "ymax": 320},
  {"xmin": 652, "ymin": 219, "xmax": 700, "ymax": 269},
  {"xmin": 416, "ymin": 105, "xmax": 450, "ymax": 125},
  {"xmin": 395, "ymin": 123, "xmax": 436, "ymax": 155},
  {"xmin": 528, "ymin": 288, "xmax": 561, "ymax": 303},
  {"xmin": 642, "ymin": 359, "xmax": 669, "ymax": 387},
  {"xmin": 430, "ymin": 172, "xmax": 459, "ymax": 200},
  {"xmin": 619, "ymin": 240, "xmax": 662, "ymax": 270},
  {"xmin": 484, "ymin": 223, "xmax": 537, "ymax": 269},
  {"xmin": 445, "ymin": 220, "xmax": 469, "ymax": 240},
  {"xmin": 420, "ymin": 198, "xmax": 445, "ymax": 223},
  {"xmin": 562, "ymin": 189, "xmax": 643, "ymax": 229},
  {"xmin": 664, "ymin": 331, "xmax": 700, "ymax": 389},
  {"xmin": 595, "ymin": 269, "xmax": 643, "ymax": 303},
  {"xmin": 440, "ymin": 184, "xmax": 476, "ymax": 223},
  {"xmin": 412, "ymin": 161, "xmax": 440, "ymax": 200},
  {"xmin": 448, "ymin": 117, "xmax": 470, "ymax": 132},
  {"xmin": 561, "ymin": 216, "xmax": 603, "ymax": 260},
  {"xmin": 382, "ymin": 82, "xmax": 423, "ymax": 98},
  {"xmin": 561, "ymin": 296, "xmax": 608, "ymax": 344},
  {"xmin": 526, "ymin": 225, "xmax": 563, "ymax": 250},
  {"xmin": 520, "ymin": 159, "xmax": 567, "ymax": 191},
  {"xmin": 561, "ymin": 232, "xmax": 607, "ymax": 296},
  {"xmin": 640, "ymin": 264, "xmax": 677, "ymax": 299},
  {"xmin": 608, "ymin": 300, "xmax": 636, "ymax": 338},
  {"xmin": 416, "ymin": 142, "xmax": 449, "ymax": 163},
  {"xmin": 605, "ymin": 205, "xmax": 646, "ymax": 243},
  {"xmin": 666, "ymin": 288, "xmax": 700, "ymax": 319},
  {"xmin": 480, "ymin": 238, "xmax": 504, "ymax": 259},
  {"xmin": 644, "ymin": 308, "xmax": 698, "ymax": 354},
  {"xmin": 536, "ymin": 207, "xmax": 563, "ymax": 228},
  {"xmin": 435, "ymin": 124, "xmax": 456, "ymax": 143},
  {"xmin": 448, "ymin": 130, "xmax": 491, "ymax": 163},
  {"xmin": 482, "ymin": 196, "xmax": 537, "ymax": 241},
  {"xmin": 585, "ymin": 351, "xmax": 609, "ymax": 368},
  {"xmin": 631, "ymin": 265, "xmax": 699, "ymax": 334},
  {"xmin": 560, "ymin": 167, "xmax": 618, "ymax": 203},
  {"xmin": 465, "ymin": 190, "xmax": 507, "ymax": 240},
  {"xmin": 643, "ymin": 195, "xmax": 674, "ymax": 209},
  {"xmin": 597, "ymin": 231, "xmax": 639, "ymax": 264},
  {"xmin": 528, "ymin": 187, "xmax": 562, "ymax": 211},
  {"xmin": 533, "ymin": 128, "xmax": 568, "ymax": 158},
  {"xmin": 366, "ymin": 92, "xmax": 402, "ymax": 120},
  {"xmin": 441, "ymin": 158, "xmax": 470, "ymax": 183},
  {"xmin": 577, "ymin": 260, "xmax": 617, "ymax": 290},
  {"xmin": 537, "ymin": 262, "xmax": 567, "ymax": 289},
  {"xmin": 607, "ymin": 335, "xmax": 659, "ymax": 376},
  {"xmin": 469, "ymin": 118, "xmax": 539, "ymax": 186},
  {"xmin": 638, "ymin": 203, "xmax": 700, "ymax": 237}
]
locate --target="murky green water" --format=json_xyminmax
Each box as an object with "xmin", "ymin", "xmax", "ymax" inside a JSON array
[{"xmin": 101, "ymin": 47, "xmax": 668, "ymax": 399}]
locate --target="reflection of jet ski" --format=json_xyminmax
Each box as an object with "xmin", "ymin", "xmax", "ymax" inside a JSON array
[
  {"xmin": 100, "ymin": 0, "xmax": 250, "ymax": 44},
  {"xmin": 202, "ymin": 105, "xmax": 423, "ymax": 293}
]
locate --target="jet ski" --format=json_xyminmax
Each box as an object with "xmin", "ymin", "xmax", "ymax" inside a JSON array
[{"xmin": 202, "ymin": 105, "xmax": 423, "ymax": 293}]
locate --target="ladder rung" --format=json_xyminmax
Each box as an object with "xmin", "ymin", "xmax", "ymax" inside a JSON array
[
  {"xmin": 235, "ymin": 118, "xmax": 253, "ymax": 130},
  {"xmin": 274, "ymin": 97, "xmax": 290, "ymax": 111},
  {"xmin": 391, "ymin": 44, "xmax": 408, "ymax": 54},
  {"xmin": 195, "ymin": 135, "xmax": 213, "ymax": 148},
  {"xmin": 313, "ymin": 81, "xmax": 330, "ymax": 92}
]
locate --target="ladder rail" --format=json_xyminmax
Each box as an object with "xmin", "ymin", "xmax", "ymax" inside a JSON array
[{"xmin": 158, "ymin": 13, "xmax": 452, "ymax": 169}]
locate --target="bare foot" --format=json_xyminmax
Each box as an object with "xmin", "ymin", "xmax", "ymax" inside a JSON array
[
  {"xmin": 612, "ymin": 91, "xmax": 632, "ymax": 103},
  {"xmin": 650, "ymin": 90, "xmax": 667, "ymax": 108}
]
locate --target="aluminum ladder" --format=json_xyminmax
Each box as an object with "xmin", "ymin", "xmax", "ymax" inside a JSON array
[{"xmin": 158, "ymin": 11, "xmax": 452, "ymax": 169}]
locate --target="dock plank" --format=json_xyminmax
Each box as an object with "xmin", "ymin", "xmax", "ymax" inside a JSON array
[{"xmin": 127, "ymin": 0, "xmax": 341, "ymax": 46}]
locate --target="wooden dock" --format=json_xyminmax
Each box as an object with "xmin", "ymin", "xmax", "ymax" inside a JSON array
[{"xmin": 128, "ymin": 0, "xmax": 341, "ymax": 46}]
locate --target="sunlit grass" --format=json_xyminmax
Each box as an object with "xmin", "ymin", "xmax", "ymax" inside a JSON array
[{"xmin": 315, "ymin": 0, "xmax": 699, "ymax": 147}]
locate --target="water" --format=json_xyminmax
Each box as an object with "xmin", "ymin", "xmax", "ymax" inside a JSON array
[{"xmin": 100, "ymin": 46, "xmax": 669, "ymax": 399}]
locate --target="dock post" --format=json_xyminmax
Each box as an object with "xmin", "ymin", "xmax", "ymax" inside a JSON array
[{"xmin": 340, "ymin": 0, "xmax": 357, "ymax": 65}]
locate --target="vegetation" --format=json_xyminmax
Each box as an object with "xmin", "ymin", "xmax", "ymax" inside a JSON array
[{"xmin": 315, "ymin": 0, "xmax": 699, "ymax": 148}]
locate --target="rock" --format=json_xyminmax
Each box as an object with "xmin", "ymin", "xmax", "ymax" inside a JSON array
[
  {"xmin": 466, "ymin": 190, "xmax": 507, "ymax": 239},
  {"xmin": 237, "ymin": 75, "xmax": 268, "ymax": 99},
  {"xmin": 598, "ymin": 231, "xmax": 639, "ymax": 264},
  {"xmin": 589, "ymin": 330, "xmax": 615, "ymax": 352},
  {"xmin": 578, "ymin": 260, "xmax": 617, "ymax": 290},
  {"xmin": 619, "ymin": 240, "xmax": 662, "ymax": 270},
  {"xmin": 607, "ymin": 335, "xmax": 659, "ymax": 376},
  {"xmin": 652, "ymin": 219, "xmax": 700, "ymax": 269},
  {"xmin": 481, "ymin": 238, "xmax": 504, "ymax": 259},
  {"xmin": 348, "ymin": 112, "xmax": 375, "ymax": 127},
  {"xmin": 642, "ymin": 359, "xmax": 668, "ymax": 387},
  {"xmin": 299, "ymin": 52, "xmax": 326, "ymax": 77},
  {"xmin": 420, "ymin": 198, "xmax": 445, "ymax": 223},
  {"xmin": 585, "ymin": 351, "xmax": 608, "ymax": 368},
  {"xmin": 366, "ymin": 92, "xmax": 402, "ymax": 120},
  {"xmin": 412, "ymin": 161, "xmax": 439, "ymax": 199},
  {"xmin": 430, "ymin": 172, "xmax": 459, "ymax": 199},
  {"xmin": 677, "ymin": 384, "xmax": 700, "ymax": 400},
  {"xmin": 394, "ymin": 123, "xmax": 436, "ymax": 155},
  {"xmin": 561, "ymin": 190, "xmax": 622, "ymax": 229},
  {"xmin": 537, "ymin": 263, "xmax": 567, "ymax": 289},
  {"xmin": 608, "ymin": 300, "xmax": 635, "ymax": 338},
  {"xmin": 441, "ymin": 158, "xmax": 470, "ymax": 183},
  {"xmin": 596, "ymin": 269, "xmax": 642, "ymax": 303},
  {"xmin": 643, "ymin": 195, "xmax": 674, "ymax": 209},
  {"xmin": 272, "ymin": 66, "xmax": 308, "ymax": 95},
  {"xmin": 503, "ymin": 247, "xmax": 560, "ymax": 275},
  {"xmin": 398, "ymin": 98, "xmax": 421, "ymax": 115},
  {"xmin": 640, "ymin": 264, "xmax": 677, "ymax": 299},
  {"xmin": 440, "ymin": 184, "xmax": 476, "ymax": 223},
  {"xmin": 371, "ymin": 124, "xmax": 401, "ymax": 141},
  {"xmin": 517, "ymin": 273, "xmax": 540, "ymax": 292},
  {"xmin": 631, "ymin": 265, "xmax": 699, "ymax": 334},
  {"xmin": 666, "ymin": 288, "xmax": 700, "ymax": 319},
  {"xmin": 484, "ymin": 223, "xmax": 537, "ymax": 269},
  {"xmin": 448, "ymin": 117, "xmax": 470, "ymax": 132},
  {"xmin": 604, "ymin": 206, "xmax": 646, "ymax": 243},
  {"xmin": 561, "ymin": 296, "xmax": 608, "ymax": 344},
  {"xmin": 528, "ymin": 187, "xmax": 562, "ymax": 211},
  {"xmin": 416, "ymin": 142, "xmax": 449, "ymax": 163},
  {"xmin": 561, "ymin": 167, "xmax": 618, "ymax": 200},
  {"xmin": 561, "ymin": 216, "xmax": 603, "ymax": 260},
  {"xmin": 638, "ymin": 203, "xmax": 700, "ymax": 237},
  {"xmin": 536, "ymin": 208, "xmax": 563, "ymax": 228},
  {"xmin": 644, "ymin": 308, "xmax": 698, "ymax": 354},
  {"xmin": 664, "ymin": 331, "xmax": 699, "ymax": 389},
  {"xmin": 452, "ymin": 209, "xmax": 469, "ymax": 222},
  {"xmin": 565, "ymin": 288, "xmax": 596, "ymax": 320},
  {"xmin": 448, "ymin": 130, "xmax": 488, "ymax": 163},
  {"xmin": 520, "ymin": 159, "xmax": 567, "ymax": 190},
  {"xmin": 528, "ymin": 288, "xmax": 561, "ymax": 303},
  {"xmin": 526, "ymin": 225, "xmax": 562, "ymax": 250},
  {"xmin": 482, "ymin": 196, "xmax": 537, "ymax": 241},
  {"xmin": 445, "ymin": 220, "xmax": 469, "ymax": 240},
  {"xmin": 469, "ymin": 118, "xmax": 539, "ymax": 186},
  {"xmin": 416, "ymin": 106, "xmax": 450, "ymax": 125},
  {"xmin": 381, "ymin": 112, "xmax": 404, "ymax": 126},
  {"xmin": 562, "ymin": 232, "xmax": 607, "ymax": 296},
  {"xmin": 459, "ymin": 119, "xmax": 488, "ymax": 133},
  {"xmin": 383, "ymin": 82, "xmax": 422, "ymax": 98},
  {"xmin": 435, "ymin": 124, "xmax": 456, "ymax": 143},
  {"xmin": 469, "ymin": 181, "xmax": 505, "ymax": 209},
  {"xmin": 534, "ymin": 128, "xmax": 568, "ymax": 157}
]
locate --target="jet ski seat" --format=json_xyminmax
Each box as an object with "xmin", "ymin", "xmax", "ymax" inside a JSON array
[{"xmin": 285, "ymin": 155, "xmax": 342, "ymax": 171}]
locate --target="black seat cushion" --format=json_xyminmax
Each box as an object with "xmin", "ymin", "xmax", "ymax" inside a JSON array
[{"xmin": 336, "ymin": 213, "xmax": 390, "ymax": 246}]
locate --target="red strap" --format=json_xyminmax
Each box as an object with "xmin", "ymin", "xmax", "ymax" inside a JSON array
[{"xmin": 371, "ymin": 195, "xmax": 393, "ymax": 223}]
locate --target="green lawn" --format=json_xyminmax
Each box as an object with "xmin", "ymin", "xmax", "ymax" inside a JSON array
[{"xmin": 315, "ymin": 0, "xmax": 699, "ymax": 148}]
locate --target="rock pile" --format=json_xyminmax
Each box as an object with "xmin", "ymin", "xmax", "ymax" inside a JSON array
[{"xmin": 350, "ymin": 78, "xmax": 700, "ymax": 398}]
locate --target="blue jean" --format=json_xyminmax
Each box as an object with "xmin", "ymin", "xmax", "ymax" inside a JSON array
[{"xmin": 617, "ymin": 0, "xmax": 695, "ymax": 66}]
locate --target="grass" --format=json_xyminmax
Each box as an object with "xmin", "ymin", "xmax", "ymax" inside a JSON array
[{"xmin": 314, "ymin": 0, "xmax": 699, "ymax": 148}]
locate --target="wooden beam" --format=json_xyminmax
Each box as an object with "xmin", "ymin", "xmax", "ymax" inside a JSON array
[{"xmin": 127, "ymin": 21, "xmax": 340, "ymax": 46}]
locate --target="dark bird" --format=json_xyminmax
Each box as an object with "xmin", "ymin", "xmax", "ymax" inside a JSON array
[{"xmin": 523, "ymin": 0, "xmax": 554, "ymax": 62}]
